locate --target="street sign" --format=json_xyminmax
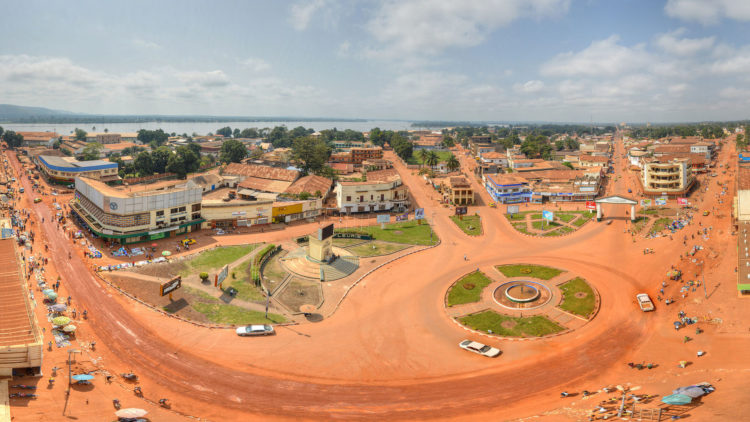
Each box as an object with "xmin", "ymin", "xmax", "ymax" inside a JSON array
[
  {"xmin": 641, "ymin": 199, "xmax": 652, "ymax": 207},
  {"xmin": 455, "ymin": 206, "xmax": 467, "ymax": 215},
  {"xmin": 542, "ymin": 210, "xmax": 554, "ymax": 222},
  {"xmin": 655, "ymin": 198, "xmax": 667, "ymax": 206},
  {"xmin": 396, "ymin": 212, "xmax": 409, "ymax": 221},
  {"xmin": 376, "ymin": 214, "xmax": 391, "ymax": 223},
  {"xmin": 585, "ymin": 201, "xmax": 596, "ymax": 210},
  {"xmin": 215, "ymin": 264, "xmax": 229, "ymax": 288},
  {"xmin": 160, "ymin": 276, "xmax": 182, "ymax": 297},
  {"xmin": 414, "ymin": 208, "xmax": 425, "ymax": 220},
  {"xmin": 506, "ymin": 205, "xmax": 520, "ymax": 215}
]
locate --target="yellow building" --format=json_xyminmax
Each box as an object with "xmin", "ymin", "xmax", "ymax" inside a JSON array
[{"xmin": 445, "ymin": 176, "xmax": 474, "ymax": 205}]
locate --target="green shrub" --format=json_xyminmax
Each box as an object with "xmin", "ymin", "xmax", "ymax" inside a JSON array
[{"xmin": 199, "ymin": 272, "xmax": 209, "ymax": 280}]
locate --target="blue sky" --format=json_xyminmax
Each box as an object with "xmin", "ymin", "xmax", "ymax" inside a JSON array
[{"xmin": 1, "ymin": 0, "xmax": 749, "ymax": 122}]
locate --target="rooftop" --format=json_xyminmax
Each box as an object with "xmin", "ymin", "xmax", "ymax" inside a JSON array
[
  {"xmin": 224, "ymin": 162, "xmax": 299, "ymax": 182},
  {"xmin": 78, "ymin": 176, "xmax": 196, "ymax": 198},
  {"xmin": 237, "ymin": 176, "xmax": 293, "ymax": 193},
  {"xmin": 486, "ymin": 174, "xmax": 528, "ymax": 186},
  {"xmin": 39, "ymin": 155, "xmax": 116, "ymax": 169},
  {"xmin": 284, "ymin": 175, "xmax": 332, "ymax": 196},
  {"xmin": 0, "ymin": 239, "xmax": 38, "ymax": 347},
  {"xmin": 448, "ymin": 176, "xmax": 471, "ymax": 188},
  {"xmin": 739, "ymin": 165, "xmax": 750, "ymax": 191}
]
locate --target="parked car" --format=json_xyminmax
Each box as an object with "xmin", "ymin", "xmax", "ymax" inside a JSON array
[
  {"xmin": 459, "ymin": 340, "xmax": 501, "ymax": 357},
  {"xmin": 19, "ymin": 187, "xmax": 24, "ymax": 193},
  {"xmin": 33, "ymin": 198, "xmax": 42, "ymax": 203},
  {"xmin": 636, "ymin": 293, "xmax": 654, "ymax": 312},
  {"xmin": 235, "ymin": 325, "xmax": 275, "ymax": 337}
]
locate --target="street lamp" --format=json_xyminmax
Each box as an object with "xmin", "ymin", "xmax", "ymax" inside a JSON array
[{"xmin": 67, "ymin": 349, "xmax": 81, "ymax": 395}]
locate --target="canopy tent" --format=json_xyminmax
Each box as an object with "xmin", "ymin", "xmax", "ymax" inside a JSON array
[
  {"xmin": 661, "ymin": 394, "xmax": 693, "ymax": 405},
  {"xmin": 115, "ymin": 408, "xmax": 148, "ymax": 418},
  {"xmin": 52, "ymin": 316, "xmax": 71, "ymax": 326}
]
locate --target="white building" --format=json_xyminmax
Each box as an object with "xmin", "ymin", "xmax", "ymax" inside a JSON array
[{"xmin": 334, "ymin": 169, "xmax": 409, "ymax": 213}]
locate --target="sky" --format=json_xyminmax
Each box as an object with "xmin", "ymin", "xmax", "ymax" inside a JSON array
[{"xmin": 1, "ymin": 0, "xmax": 750, "ymax": 123}]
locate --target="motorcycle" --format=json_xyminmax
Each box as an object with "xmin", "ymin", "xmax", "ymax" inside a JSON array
[
  {"xmin": 121, "ymin": 372, "xmax": 138, "ymax": 381},
  {"xmin": 113, "ymin": 399, "xmax": 121, "ymax": 409}
]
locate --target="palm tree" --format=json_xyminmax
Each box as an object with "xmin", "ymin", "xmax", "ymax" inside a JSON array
[
  {"xmin": 417, "ymin": 149, "xmax": 428, "ymax": 168},
  {"xmin": 425, "ymin": 150, "xmax": 439, "ymax": 170},
  {"xmin": 446, "ymin": 154, "xmax": 460, "ymax": 172}
]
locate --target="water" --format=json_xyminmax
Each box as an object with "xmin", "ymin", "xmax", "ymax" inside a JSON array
[{"xmin": 0, "ymin": 120, "xmax": 418, "ymax": 136}]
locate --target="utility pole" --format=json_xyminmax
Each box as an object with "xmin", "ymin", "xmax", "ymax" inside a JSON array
[{"xmin": 702, "ymin": 261, "xmax": 707, "ymax": 299}]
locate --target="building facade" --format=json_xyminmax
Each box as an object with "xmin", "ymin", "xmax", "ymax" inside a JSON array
[
  {"xmin": 334, "ymin": 169, "xmax": 409, "ymax": 213},
  {"xmin": 641, "ymin": 157, "xmax": 695, "ymax": 197},
  {"xmin": 484, "ymin": 174, "xmax": 532, "ymax": 204},
  {"xmin": 445, "ymin": 177, "xmax": 474, "ymax": 205},
  {"xmin": 70, "ymin": 177, "xmax": 204, "ymax": 244}
]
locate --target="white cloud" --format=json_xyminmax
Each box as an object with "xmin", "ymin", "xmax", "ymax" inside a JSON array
[
  {"xmin": 709, "ymin": 46, "xmax": 750, "ymax": 74},
  {"xmin": 514, "ymin": 80, "xmax": 545, "ymax": 93},
  {"xmin": 337, "ymin": 41, "xmax": 351, "ymax": 57},
  {"xmin": 719, "ymin": 86, "xmax": 750, "ymax": 99},
  {"xmin": 239, "ymin": 57, "xmax": 271, "ymax": 73},
  {"xmin": 132, "ymin": 38, "xmax": 160, "ymax": 50},
  {"xmin": 541, "ymin": 35, "xmax": 651, "ymax": 78},
  {"xmin": 665, "ymin": 0, "xmax": 750, "ymax": 25},
  {"xmin": 655, "ymin": 28, "xmax": 715, "ymax": 56},
  {"xmin": 176, "ymin": 70, "xmax": 230, "ymax": 88},
  {"xmin": 289, "ymin": 0, "xmax": 328, "ymax": 31},
  {"xmin": 366, "ymin": 0, "xmax": 570, "ymax": 59}
]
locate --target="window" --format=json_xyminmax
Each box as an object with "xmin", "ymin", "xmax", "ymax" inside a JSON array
[
  {"xmin": 170, "ymin": 208, "xmax": 178, "ymax": 213},
  {"xmin": 156, "ymin": 210, "xmax": 164, "ymax": 216},
  {"xmin": 192, "ymin": 204, "xmax": 201, "ymax": 212},
  {"xmin": 380, "ymin": 194, "xmax": 384, "ymax": 201},
  {"xmin": 346, "ymin": 196, "xmax": 351, "ymax": 202},
  {"xmin": 179, "ymin": 206, "xmax": 186, "ymax": 212},
  {"xmin": 359, "ymin": 196, "xmax": 364, "ymax": 202}
]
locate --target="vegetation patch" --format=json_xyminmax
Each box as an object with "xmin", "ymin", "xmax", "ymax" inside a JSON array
[
  {"xmin": 225, "ymin": 258, "xmax": 265, "ymax": 303},
  {"xmin": 187, "ymin": 287, "xmax": 285, "ymax": 324},
  {"xmin": 572, "ymin": 212, "xmax": 594, "ymax": 227},
  {"xmin": 449, "ymin": 215, "xmax": 482, "ymax": 236},
  {"xmin": 446, "ymin": 271, "xmax": 494, "ymax": 306},
  {"xmin": 557, "ymin": 277, "xmax": 596, "ymax": 318},
  {"xmin": 556, "ymin": 213, "xmax": 577, "ymax": 223},
  {"xmin": 348, "ymin": 241, "xmax": 410, "ymax": 257},
  {"xmin": 649, "ymin": 217, "xmax": 671, "ymax": 234},
  {"xmin": 631, "ymin": 216, "xmax": 650, "ymax": 234},
  {"xmin": 179, "ymin": 244, "xmax": 257, "ymax": 277},
  {"xmin": 543, "ymin": 226, "xmax": 574, "ymax": 236},
  {"xmin": 459, "ymin": 310, "xmax": 564, "ymax": 337},
  {"xmin": 532, "ymin": 220, "xmax": 560, "ymax": 230},
  {"xmin": 336, "ymin": 221, "xmax": 438, "ymax": 245},
  {"xmin": 505, "ymin": 211, "xmax": 533, "ymax": 221},
  {"xmin": 496, "ymin": 264, "xmax": 564, "ymax": 280}
]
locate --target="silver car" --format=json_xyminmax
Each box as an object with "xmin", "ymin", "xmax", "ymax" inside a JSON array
[
  {"xmin": 459, "ymin": 340, "xmax": 501, "ymax": 357},
  {"xmin": 235, "ymin": 324, "xmax": 275, "ymax": 336}
]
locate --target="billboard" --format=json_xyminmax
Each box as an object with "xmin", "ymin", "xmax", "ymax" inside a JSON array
[
  {"xmin": 585, "ymin": 201, "xmax": 596, "ymax": 210},
  {"xmin": 542, "ymin": 210, "xmax": 554, "ymax": 222},
  {"xmin": 376, "ymin": 214, "xmax": 391, "ymax": 223},
  {"xmin": 318, "ymin": 223, "xmax": 334, "ymax": 241},
  {"xmin": 677, "ymin": 197, "xmax": 688, "ymax": 206},
  {"xmin": 640, "ymin": 199, "xmax": 652, "ymax": 207},
  {"xmin": 655, "ymin": 198, "xmax": 667, "ymax": 206},
  {"xmin": 396, "ymin": 212, "xmax": 409, "ymax": 221},
  {"xmin": 160, "ymin": 276, "xmax": 182, "ymax": 297},
  {"xmin": 1, "ymin": 228, "xmax": 13, "ymax": 239},
  {"xmin": 455, "ymin": 206, "xmax": 467, "ymax": 215},
  {"xmin": 506, "ymin": 205, "xmax": 520, "ymax": 215},
  {"xmin": 414, "ymin": 208, "xmax": 425, "ymax": 220},
  {"xmin": 216, "ymin": 264, "xmax": 229, "ymax": 288}
]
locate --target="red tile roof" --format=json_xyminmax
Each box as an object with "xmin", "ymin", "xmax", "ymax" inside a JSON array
[
  {"xmin": 224, "ymin": 163, "xmax": 299, "ymax": 182},
  {"xmin": 284, "ymin": 175, "xmax": 332, "ymax": 195}
]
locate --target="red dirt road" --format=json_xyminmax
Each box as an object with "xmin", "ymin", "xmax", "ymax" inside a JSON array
[{"xmin": 7, "ymin": 139, "xmax": 749, "ymax": 421}]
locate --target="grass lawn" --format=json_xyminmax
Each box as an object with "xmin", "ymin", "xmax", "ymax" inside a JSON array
[
  {"xmin": 572, "ymin": 212, "xmax": 594, "ymax": 227},
  {"xmin": 558, "ymin": 277, "xmax": 596, "ymax": 318},
  {"xmin": 224, "ymin": 259, "xmax": 265, "ymax": 303},
  {"xmin": 650, "ymin": 217, "xmax": 671, "ymax": 234},
  {"xmin": 496, "ymin": 264, "xmax": 564, "ymax": 280},
  {"xmin": 333, "ymin": 238, "xmax": 367, "ymax": 247},
  {"xmin": 349, "ymin": 241, "xmax": 410, "ymax": 257},
  {"xmin": 183, "ymin": 287, "xmax": 285, "ymax": 324},
  {"xmin": 556, "ymin": 213, "xmax": 577, "ymax": 223},
  {"xmin": 459, "ymin": 310, "xmax": 564, "ymax": 337},
  {"xmin": 530, "ymin": 213, "xmax": 542, "ymax": 219},
  {"xmin": 543, "ymin": 226, "xmax": 574, "ymax": 236},
  {"xmin": 336, "ymin": 221, "xmax": 438, "ymax": 245},
  {"xmin": 406, "ymin": 150, "xmax": 455, "ymax": 165},
  {"xmin": 639, "ymin": 207, "xmax": 661, "ymax": 215},
  {"xmin": 531, "ymin": 220, "xmax": 560, "ymax": 230},
  {"xmin": 446, "ymin": 271, "xmax": 494, "ymax": 306},
  {"xmin": 512, "ymin": 222, "xmax": 531, "ymax": 235},
  {"xmin": 505, "ymin": 211, "xmax": 532, "ymax": 221},
  {"xmin": 260, "ymin": 254, "xmax": 288, "ymax": 292},
  {"xmin": 450, "ymin": 215, "xmax": 482, "ymax": 236},
  {"xmin": 180, "ymin": 244, "xmax": 257, "ymax": 277}
]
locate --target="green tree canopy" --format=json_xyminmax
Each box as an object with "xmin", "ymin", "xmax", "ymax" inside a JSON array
[
  {"xmin": 151, "ymin": 146, "xmax": 173, "ymax": 173},
  {"xmin": 292, "ymin": 137, "xmax": 331, "ymax": 174},
  {"xmin": 239, "ymin": 128, "xmax": 259, "ymax": 138},
  {"xmin": 2, "ymin": 131, "xmax": 24, "ymax": 149},
  {"xmin": 79, "ymin": 142, "xmax": 103, "ymax": 161},
  {"xmin": 391, "ymin": 134, "xmax": 413, "ymax": 161},
  {"xmin": 137, "ymin": 129, "xmax": 168, "ymax": 147},
  {"xmin": 166, "ymin": 146, "xmax": 200, "ymax": 178},
  {"xmin": 446, "ymin": 154, "xmax": 460, "ymax": 172},
  {"xmin": 74, "ymin": 128, "xmax": 87, "ymax": 141},
  {"xmin": 220, "ymin": 139, "xmax": 248, "ymax": 163},
  {"xmin": 134, "ymin": 151, "xmax": 154, "ymax": 176},
  {"xmin": 216, "ymin": 126, "xmax": 232, "ymax": 137}
]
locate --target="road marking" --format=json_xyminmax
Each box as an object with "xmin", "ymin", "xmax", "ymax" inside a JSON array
[{"xmin": 115, "ymin": 320, "xmax": 138, "ymax": 339}]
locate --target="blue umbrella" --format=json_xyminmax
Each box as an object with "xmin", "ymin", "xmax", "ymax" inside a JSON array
[
  {"xmin": 71, "ymin": 374, "xmax": 94, "ymax": 381},
  {"xmin": 661, "ymin": 393, "xmax": 692, "ymax": 405},
  {"xmin": 42, "ymin": 289, "xmax": 55, "ymax": 294},
  {"xmin": 45, "ymin": 291, "xmax": 58, "ymax": 300},
  {"xmin": 51, "ymin": 303, "xmax": 67, "ymax": 312}
]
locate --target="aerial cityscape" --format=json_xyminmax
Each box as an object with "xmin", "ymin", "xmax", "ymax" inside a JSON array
[{"xmin": 1, "ymin": 1, "xmax": 750, "ymax": 421}]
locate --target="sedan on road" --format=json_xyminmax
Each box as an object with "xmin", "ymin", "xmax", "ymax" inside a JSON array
[
  {"xmin": 459, "ymin": 340, "xmax": 501, "ymax": 357},
  {"xmin": 235, "ymin": 325, "xmax": 275, "ymax": 337}
]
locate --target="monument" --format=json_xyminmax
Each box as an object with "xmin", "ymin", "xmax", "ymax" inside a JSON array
[{"xmin": 309, "ymin": 223, "xmax": 334, "ymax": 262}]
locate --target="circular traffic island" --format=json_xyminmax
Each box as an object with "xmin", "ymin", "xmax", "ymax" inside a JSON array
[{"xmin": 445, "ymin": 264, "xmax": 600, "ymax": 339}]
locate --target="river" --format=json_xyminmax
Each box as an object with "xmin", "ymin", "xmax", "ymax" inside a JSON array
[{"xmin": 0, "ymin": 120, "xmax": 423, "ymax": 136}]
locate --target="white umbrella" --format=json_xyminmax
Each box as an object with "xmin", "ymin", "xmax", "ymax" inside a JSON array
[
  {"xmin": 115, "ymin": 408, "xmax": 148, "ymax": 418},
  {"xmin": 62, "ymin": 325, "xmax": 77, "ymax": 333}
]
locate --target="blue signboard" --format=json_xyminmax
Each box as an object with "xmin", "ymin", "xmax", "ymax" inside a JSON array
[
  {"xmin": 542, "ymin": 210, "xmax": 554, "ymax": 222},
  {"xmin": 1, "ymin": 228, "xmax": 13, "ymax": 239},
  {"xmin": 376, "ymin": 214, "xmax": 390, "ymax": 224},
  {"xmin": 414, "ymin": 208, "xmax": 425, "ymax": 220}
]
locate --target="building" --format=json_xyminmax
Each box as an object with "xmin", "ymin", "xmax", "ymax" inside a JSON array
[
  {"xmin": 102, "ymin": 142, "xmax": 139, "ymax": 156},
  {"xmin": 36, "ymin": 155, "xmax": 119, "ymax": 183},
  {"xmin": 329, "ymin": 147, "xmax": 383, "ymax": 165},
  {"xmin": 480, "ymin": 151, "xmax": 508, "ymax": 167},
  {"xmin": 579, "ymin": 154, "xmax": 609, "ymax": 169},
  {"xmin": 283, "ymin": 175, "xmax": 333, "ymax": 198},
  {"xmin": 641, "ymin": 157, "xmax": 695, "ymax": 197},
  {"xmin": 223, "ymin": 162, "xmax": 300, "ymax": 197},
  {"xmin": 519, "ymin": 169, "xmax": 602, "ymax": 203},
  {"xmin": 0, "ymin": 238, "xmax": 43, "ymax": 376},
  {"xmin": 483, "ymin": 174, "xmax": 532, "ymax": 204},
  {"xmin": 445, "ymin": 177, "xmax": 474, "ymax": 205},
  {"xmin": 334, "ymin": 168, "xmax": 409, "ymax": 213},
  {"xmin": 200, "ymin": 188, "xmax": 274, "ymax": 229},
  {"xmin": 70, "ymin": 177, "xmax": 204, "ymax": 244},
  {"xmin": 734, "ymin": 164, "xmax": 750, "ymax": 296},
  {"xmin": 17, "ymin": 131, "xmax": 58, "ymax": 148}
]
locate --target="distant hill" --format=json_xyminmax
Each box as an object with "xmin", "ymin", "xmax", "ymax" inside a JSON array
[{"xmin": 0, "ymin": 104, "xmax": 78, "ymax": 120}]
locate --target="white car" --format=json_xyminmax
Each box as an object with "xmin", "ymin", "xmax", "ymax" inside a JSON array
[
  {"xmin": 636, "ymin": 293, "xmax": 655, "ymax": 312},
  {"xmin": 459, "ymin": 340, "xmax": 501, "ymax": 357},
  {"xmin": 235, "ymin": 324, "xmax": 275, "ymax": 336}
]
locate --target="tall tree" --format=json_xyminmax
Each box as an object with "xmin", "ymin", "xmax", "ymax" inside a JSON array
[
  {"xmin": 446, "ymin": 154, "xmax": 460, "ymax": 172},
  {"xmin": 166, "ymin": 146, "xmax": 200, "ymax": 178},
  {"xmin": 240, "ymin": 128, "xmax": 259, "ymax": 138},
  {"xmin": 232, "ymin": 128, "xmax": 241, "ymax": 138},
  {"xmin": 425, "ymin": 150, "xmax": 439, "ymax": 169},
  {"xmin": 79, "ymin": 142, "xmax": 103, "ymax": 160},
  {"xmin": 216, "ymin": 126, "xmax": 232, "ymax": 137},
  {"xmin": 151, "ymin": 146, "xmax": 172, "ymax": 173},
  {"xmin": 2, "ymin": 131, "xmax": 23, "ymax": 149},
  {"xmin": 292, "ymin": 137, "xmax": 331, "ymax": 174},
  {"xmin": 137, "ymin": 129, "xmax": 168, "ymax": 147},
  {"xmin": 134, "ymin": 151, "xmax": 154, "ymax": 176},
  {"xmin": 391, "ymin": 134, "xmax": 413, "ymax": 161},
  {"xmin": 220, "ymin": 139, "xmax": 248, "ymax": 163},
  {"xmin": 74, "ymin": 128, "xmax": 88, "ymax": 141},
  {"xmin": 417, "ymin": 149, "xmax": 428, "ymax": 168}
]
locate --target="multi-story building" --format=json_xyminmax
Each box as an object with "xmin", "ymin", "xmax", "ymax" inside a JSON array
[
  {"xmin": 329, "ymin": 147, "xmax": 384, "ymax": 165},
  {"xmin": 444, "ymin": 177, "xmax": 474, "ymax": 205},
  {"xmin": 17, "ymin": 131, "xmax": 58, "ymax": 148},
  {"xmin": 70, "ymin": 177, "xmax": 204, "ymax": 244},
  {"xmin": 641, "ymin": 157, "xmax": 695, "ymax": 197},
  {"xmin": 483, "ymin": 174, "xmax": 532, "ymax": 204},
  {"xmin": 334, "ymin": 168, "xmax": 409, "ymax": 213},
  {"xmin": 36, "ymin": 155, "xmax": 119, "ymax": 183}
]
